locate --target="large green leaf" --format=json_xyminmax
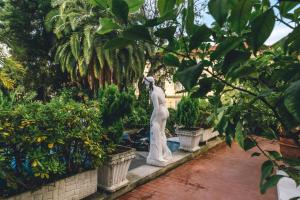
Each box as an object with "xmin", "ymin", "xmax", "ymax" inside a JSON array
[
  {"xmin": 230, "ymin": 0, "xmax": 254, "ymax": 34},
  {"xmin": 260, "ymin": 160, "xmax": 274, "ymax": 183},
  {"xmin": 112, "ymin": 0, "xmax": 129, "ymax": 24},
  {"xmin": 227, "ymin": 65, "xmax": 256, "ymax": 80},
  {"xmin": 163, "ymin": 53, "xmax": 180, "ymax": 67},
  {"xmin": 90, "ymin": 0, "xmax": 109, "ymax": 8},
  {"xmin": 97, "ymin": 18, "xmax": 121, "ymax": 35},
  {"xmin": 103, "ymin": 38, "xmax": 133, "ymax": 49},
  {"xmin": 285, "ymin": 26, "xmax": 300, "ymax": 53},
  {"xmin": 279, "ymin": 1, "xmax": 299, "ymax": 16},
  {"xmin": 235, "ymin": 121, "xmax": 245, "ymax": 148},
  {"xmin": 191, "ymin": 77, "xmax": 215, "ymax": 98},
  {"xmin": 189, "ymin": 25, "xmax": 211, "ymax": 50},
  {"xmin": 208, "ymin": 0, "xmax": 229, "ymax": 26},
  {"xmin": 154, "ymin": 26, "xmax": 176, "ymax": 41},
  {"xmin": 145, "ymin": 9, "xmax": 177, "ymax": 27},
  {"xmin": 260, "ymin": 175, "xmax": 284, "ymax": 194},
  {"xmin": 158, "ymin": 0, "xmax": 176, "ymax": 16},
  {"xmin": 125, "ymin": 0, "xmax": 144, "ymax": 13},
  {"xmin": 284, "ymin": 79, "xmax": 300, "ymax": 122},
  {"xmin": 222, "ymin": 50, "xmax": 251, "ymax": 73},
  {"xmin": 250, "ymin": 8, "xmax": 275, "ymax": 53},
  {"xmin": 186, "ymin": 0, "xmax": 195, "ymax": 36},
  {"xmin": 175, "ymin": 63, "xmax": 203, "ymax": 90},
  {"xmin": 243, "ymin": 138, "xmax": 256, "ymax": 151},
  {"xmin": 123, "ymin": 25, "xmax": 152, "ymax": 41},
  {"xmin": 70, "ymin": 33, "xmax": 80, "ymax": 60},
  {"xmin": 210, "ymin": 37, "xmax": 243, "ymax": 60}
]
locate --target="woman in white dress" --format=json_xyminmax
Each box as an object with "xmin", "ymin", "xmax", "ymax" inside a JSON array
[{"xmin": 144, "ymin": 77, "xmax": 172, "ymax": 166}]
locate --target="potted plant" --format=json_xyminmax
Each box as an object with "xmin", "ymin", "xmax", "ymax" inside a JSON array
[
  {"xmin": 97, "ymin": 85, "xmax": 136, "ymax": 192},
  {"xmin": 176, "ymin": 96, "xmax": 203, "ymax": 152},
  {"xmin": 197, "ymin": 99, "xmax": 219, "ymax": 143}
]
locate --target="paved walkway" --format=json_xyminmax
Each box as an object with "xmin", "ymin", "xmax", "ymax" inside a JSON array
[{"xmin": 119, "ymin": 138, "xmax": 278, "ymax": 200}]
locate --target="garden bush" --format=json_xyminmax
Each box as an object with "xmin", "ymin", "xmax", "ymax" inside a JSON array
[
  {"xmin": 166, "ymin": 108, "xmax": 177, "ymax": 134},
  {"xmin": 198, "ymin": 99, "xmax": 214, "ymax": 129},
  {"xmin": 0, "ymin": 97, "xmax": 104, "ymax": 197},
  {"xmin": 98, "ymin": 85, "xmax": 134, "ymax": 152},
  {"xmin": 176, "ymin": 96, "xmax": 200, "ymax": 129},
  {"xmin": 123, "ymin": 105, "xmax": 150, "ymax": 129}
]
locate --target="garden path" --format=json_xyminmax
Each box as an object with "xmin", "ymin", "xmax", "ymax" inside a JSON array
[{"xmin": 119, "ymin": 138, "xmax": 278, "ymax": 200}]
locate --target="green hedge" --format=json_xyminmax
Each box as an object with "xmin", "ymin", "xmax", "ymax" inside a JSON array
[{"xmin": 0, "ymin": 97, "xmax": 104, "ymax": 197}]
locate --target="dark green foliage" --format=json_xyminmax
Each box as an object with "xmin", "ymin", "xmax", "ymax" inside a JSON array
[
  {"xmin": 124, "ymin": 106, "xmax": 150, "ymax": 129},
  {"xmin": 122, "ymin": 88, "xmax": 151, "ymax": 129},
  {"xmin": 0, "ymin": 0, "xmax": 67, "ymax": 99},
  {"xmin": 197, "ymin": 99, "xmax": 214, "ymax": 128},
  {"xmin": 98, "ymin": 85, "xmax": 134, "ymax": 144},
  {"xmin": 176, "ymin": 96, "xmax": 200, "ymax": 129},
  {"xmin": 166, "ymin": 108, "xmax": 177, "ymax": 133},
  {"xmin": 250, "ymin": 8, "xmax": 275, "ymax": 53},
  {"xmin": 0, "ymin": 97, "xmax": 104, "ymax": 197}
]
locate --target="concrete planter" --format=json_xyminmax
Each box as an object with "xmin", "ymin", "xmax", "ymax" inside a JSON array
[
  {"xmin": 176, "ymin": 128, "xmax": 203, "ymax": 152},
  {"xmin": 98, "ymin": 146, "xmax": 135, "ymax": 192},
  {"xmin": 5, "ymin": 169, "xmax": 97, "ymax": 200},
  {"xmin": 200, "ymin": 128, "xmax": 219, "ymax": 143}
]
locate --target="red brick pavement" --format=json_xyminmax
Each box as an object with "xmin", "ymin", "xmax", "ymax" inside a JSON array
[{"xmin": 119, "ymin": 138, "xmax": 278, "ymax": 200}]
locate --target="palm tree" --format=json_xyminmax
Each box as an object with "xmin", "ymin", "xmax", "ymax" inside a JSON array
[{"xmin": 46, "ymin": 0, "xmax": 153, "ymax": 93}]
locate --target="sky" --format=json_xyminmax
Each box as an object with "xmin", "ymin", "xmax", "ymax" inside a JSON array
[{"xmin": 200, "ymin": 0, "xmax": 294, "ymax": 46}]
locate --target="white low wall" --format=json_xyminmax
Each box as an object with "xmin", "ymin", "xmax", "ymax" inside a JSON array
[{"xmin": 5, "ymin": 169, "xmax": 97, "ymax": 200}]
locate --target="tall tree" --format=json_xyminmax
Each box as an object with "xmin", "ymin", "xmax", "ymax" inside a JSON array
[
  {"xmin": 46, "ymin": 0, "xmax": 153, "ymax": 94},
  {"xmin": 0, "ymin": 0, "xmax": 67, "ymax": 100},
  {"xmin": 0, "ymin": 45, "xmax": 25, "ymax": 90}
]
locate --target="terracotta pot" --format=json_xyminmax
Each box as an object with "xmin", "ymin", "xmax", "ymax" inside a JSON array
[{"xmin": 279, "ymin": 137, "xmax": 300, "ymax": 159}]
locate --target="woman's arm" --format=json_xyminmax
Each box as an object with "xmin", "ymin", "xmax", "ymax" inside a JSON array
[{"xmin": 150, "ymin": 93, "xmax": 159, "ymax": 125}]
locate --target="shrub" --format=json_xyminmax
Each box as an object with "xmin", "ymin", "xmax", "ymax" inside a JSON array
[
  {"xmin": 98, "ymin": 85, "xmax": 134, "ymax": 151},
  {"xmin": 0, "ymin": 97, "xmax": 104, "ymax": 197},
  {"xmin": 123, "ymin": 106, "xmax": 150, "ymax": 129},
  {"xmin": 176, "ymin": 96, "xmax": 200, "ymax": 129},
  {"xmin": 166, "ymin": 108, "xmax": 177, "ymax": 134},
  {"xmin": 198, "ymin": 99, "xmax": 214, "ymax": 128}
]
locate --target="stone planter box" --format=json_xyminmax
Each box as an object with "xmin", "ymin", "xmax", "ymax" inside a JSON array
[
  {"xmin": 98, "ymin": 146, "xmax": 135, "ymax": 192},
  {"xmin": 200, "ymin": 128, "xmax": 219, "ymax": 143},
  {"xmin": 5, "ymin": 169, "xmax": 97, "ymax": 200},
  {"xmin": 176, "ymin": 128, "xmax": 203, "ymax": 152}
]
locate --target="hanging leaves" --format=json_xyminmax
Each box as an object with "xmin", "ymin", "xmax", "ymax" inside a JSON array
[
  {"xmin": 97, "ymin": 18, "xmax": 121, "ymax": 35},
  {"xmin": 208, "ymin": 0, "xmax": 229, "ymax": 26},
  {"xmin": 123, "ymin": 25, "xmax": 152, "ymax": 41},
  {"xmin": 230, "ymin": 0, "xmax": 254, "ymax": 34},
  {"xmin": 158, "ymin": 0, "xmax": 176, "ymax": 16},
  {"xmin": 284, "ymin": 79, "xmax": 300, "ymax": 123},
  {"xmin": 250, "ymin": 8, "xmax": 275, "ymax": 53},
  {"xmin": 175, "ymin": 63, "xmax": 204, "ymax": 91},
  {"xmin": 210, "ymin": 37, "xmax": 243, "ymax": 60},
  {"xmin": 112, "ymin": 0, "xmax": 129, "ymax": 24}
]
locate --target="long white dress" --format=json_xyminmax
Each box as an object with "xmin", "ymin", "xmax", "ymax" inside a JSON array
[{"xmin": 146, "ymin": 86, "xmax": 172, "ymax": 166}]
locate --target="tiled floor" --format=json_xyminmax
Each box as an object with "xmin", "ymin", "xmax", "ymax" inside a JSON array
[{"xmin": 119, "ymin": 138, "xmax": 278, "ymax": 200}]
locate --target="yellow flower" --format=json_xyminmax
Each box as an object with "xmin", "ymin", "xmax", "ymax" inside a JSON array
[
  {"xmin": 48, "ymin": 143, "xmax": 54, "ymax": 149},
  {"xmin": 32, "ymin": 160, "xmax": 38, "ymax": 167},
  {"xmin": 36, "ymin": 137, "xmax": 42, "ymax": 143},
  {"xmin": 34, "ymin": 173, "xmax": 40, "ymax": 177}
]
